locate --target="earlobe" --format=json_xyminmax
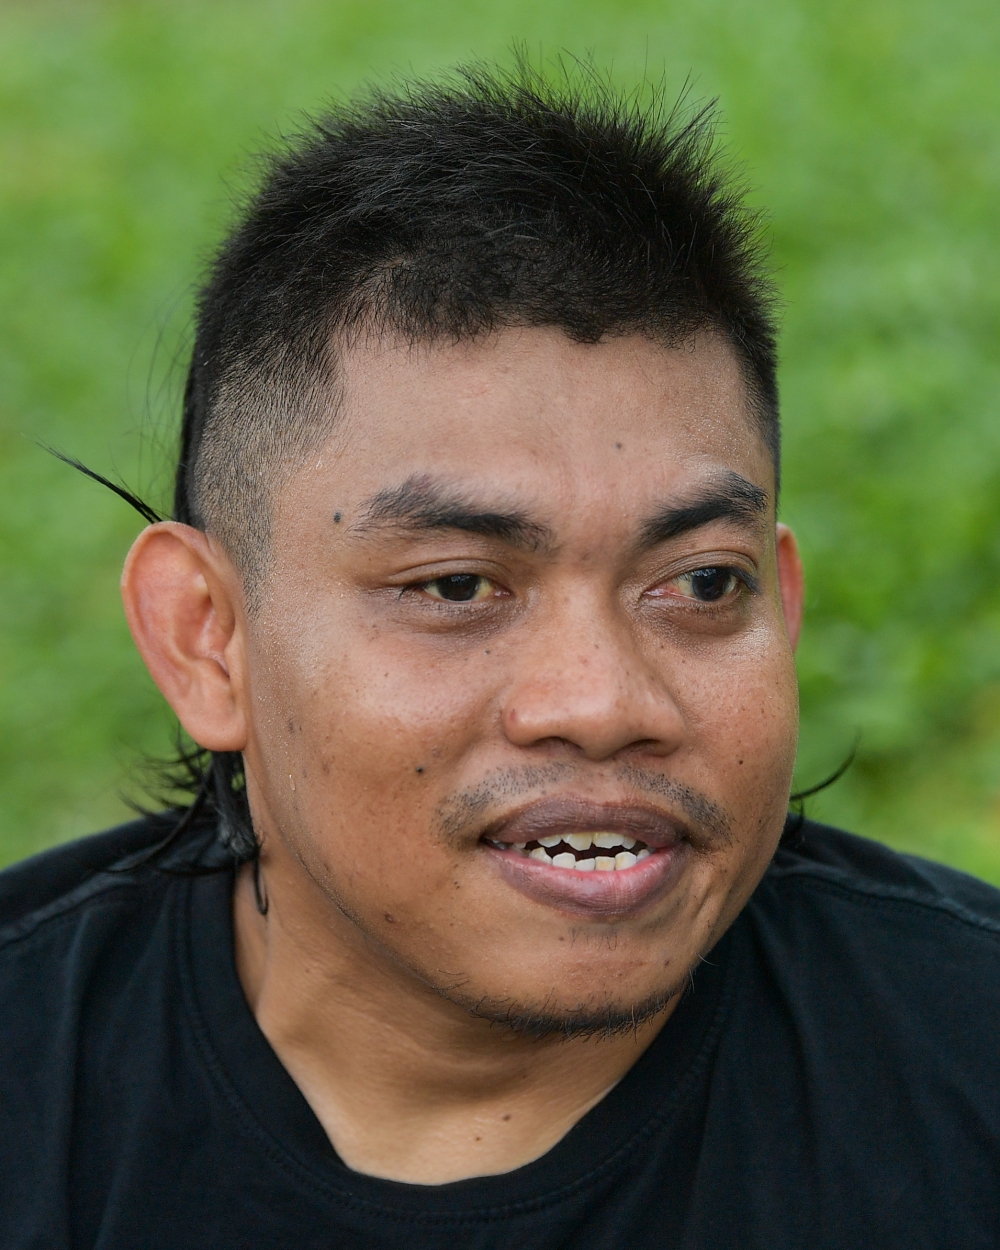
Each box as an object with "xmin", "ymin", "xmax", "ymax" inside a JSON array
[
  {"xmin": 775, "ymin": 523, "xmax": 804, "ymax": 652},
  {"xmin": 121, "ymin": 522, "xmax": 249, "ymax": 752}
]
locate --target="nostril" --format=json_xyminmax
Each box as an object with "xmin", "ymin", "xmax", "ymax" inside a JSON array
[{"xmin": 504, "ymin": 732, "xmax": 588, "ymax": 758}]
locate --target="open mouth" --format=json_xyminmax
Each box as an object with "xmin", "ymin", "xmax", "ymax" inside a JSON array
[
  {"xmin": 479, "ymin": 801, "xmax": 688, "ymax": 915},
  {"xmin": 485, "ymin": 832, "xmax": 652, "ymax": 872}
]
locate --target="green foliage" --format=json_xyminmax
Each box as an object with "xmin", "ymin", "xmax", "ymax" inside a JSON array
[{"xmin": 2, "ymin": 0, "xmax": 999, "ymax": 876}]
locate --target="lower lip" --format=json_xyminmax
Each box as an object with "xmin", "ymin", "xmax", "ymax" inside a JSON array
[{"xmin": 484, "ymin": 841, "xmax": 690, "ymax": 918}]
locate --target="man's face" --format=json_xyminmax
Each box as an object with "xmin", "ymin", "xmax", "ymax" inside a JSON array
[{"xmin": 240, "ymin": 328, "xmax": 799, "ymax": 1032}]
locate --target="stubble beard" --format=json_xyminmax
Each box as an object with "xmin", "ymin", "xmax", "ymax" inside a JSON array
[
  {"xmin": 430, "ymin": 975, "xmax": 690, "ymax": 1042},
  {"xmin": 410, "ymin": 761, "xmax": 736, "ymax": 1040}
]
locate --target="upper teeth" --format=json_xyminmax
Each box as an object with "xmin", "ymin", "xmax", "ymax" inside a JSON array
[
  {"xmin": 596, "ymin": 832, "xmax": 637, "ymax": 849},
  {"xmin": 535, "ymin": 831, "xmax": 636, "ymax": 852},
  {"xmin": 491, "ymin": 831, "xmax": 650, "ymax": 871}
]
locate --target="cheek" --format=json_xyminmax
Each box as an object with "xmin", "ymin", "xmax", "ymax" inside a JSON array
[
  {"xmin": 680, "ymin": 628, "xmax": 799, "ymax": 813},
  {"xmin": 667, "ymin": 641, "xmax": 797, "ymax": 946},
  {"xmin": 307, "ymin": 647, "xmax": 489, "ymax": 778},
  {"xmin": 247, "ymin": 623, "xmax": 496, "ymax": 858}
]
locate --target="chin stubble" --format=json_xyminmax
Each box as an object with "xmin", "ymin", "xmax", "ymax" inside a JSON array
[
  {"xmin": 420, "ymin": 764, "xmax": 729, "ymax": 1039},
  {"xmin": 433, "ymin": 975, "xmax": 690, "ymax": 1042}
]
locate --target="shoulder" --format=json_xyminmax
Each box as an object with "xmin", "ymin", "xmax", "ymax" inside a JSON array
[
  {"xmin": 0, "ymin": 816, "xmax": 228, "ymax": 1245},
  {"xmin": 0, "ymin": 814, "xmax": 225, "ymax": 1104},
  {"xmin": 743, "ymin": 819, "xmax": 1000, "ymax": 1036},
  {"xmin": 704, "ymin": 822, "xmax": 1000, "ymax": 1237},
  {"xmin": 760, "ymin": 817, "xmax": 1000, "ymax": 938},
  {"xmin": 0, "ymin": 813, "xmax": 223, "ymax": 951},
  {"xmin": 1, "ymin": 818, "xmax": 163, "ymax": 937}
]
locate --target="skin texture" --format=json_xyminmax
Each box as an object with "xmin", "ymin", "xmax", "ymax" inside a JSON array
[{"xmin": 122, "ymin": 327, "xmax": 804, "ymax": 1183}]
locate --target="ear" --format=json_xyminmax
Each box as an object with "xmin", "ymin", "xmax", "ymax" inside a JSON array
[
  {"xmin": 775, "ymin": 523, "xmax": 804, "ymax": 652},
  {"xmin": 121, "ymin": 522, "xmax": 249, "ymax": 752}
]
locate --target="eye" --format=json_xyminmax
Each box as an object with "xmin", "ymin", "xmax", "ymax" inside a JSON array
[
  {"xmin": 684, "ymin": 567, "xmax": 739, "ymax": 601},
  {"xmin": 420, "ymin": 574, "xmax": 499, "ymax": 602},
  {"xmin": 652, "ymin": 566, "xmax": 743, "ymax": 603}
]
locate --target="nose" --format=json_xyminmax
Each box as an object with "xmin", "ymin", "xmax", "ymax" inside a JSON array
[{"xmin": 500, "ymin": 589, "xmax": 686, "ymax": 762}]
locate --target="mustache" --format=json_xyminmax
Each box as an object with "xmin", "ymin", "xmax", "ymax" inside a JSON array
[{"xmin": 435, "ymin": 762, "xmax": 732, "ymax": 847}]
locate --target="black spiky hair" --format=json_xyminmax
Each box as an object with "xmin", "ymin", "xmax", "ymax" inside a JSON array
[{"xmin": 177, "ymin": 60, "xmax": 779, "ymax": 589}]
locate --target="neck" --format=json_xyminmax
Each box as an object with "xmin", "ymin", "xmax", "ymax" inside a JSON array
[{"xmin": 232, "ymin": 852, "xmax": 675, "ymax": 1184}]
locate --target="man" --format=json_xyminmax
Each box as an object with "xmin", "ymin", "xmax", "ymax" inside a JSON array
[{"xmin": 2, "ymin": 64, "xmax": 998, "ymax": 1249}]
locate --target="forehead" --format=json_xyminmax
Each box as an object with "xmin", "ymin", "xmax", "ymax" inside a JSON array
[{"xmin": 292, "ymin": 327, "xmax": 772, "ymax": 523}]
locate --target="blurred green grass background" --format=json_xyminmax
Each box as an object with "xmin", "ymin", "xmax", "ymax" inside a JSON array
[{"xmin": 2, "ymin": 0, "xmax": 1000, "ymax": 877}]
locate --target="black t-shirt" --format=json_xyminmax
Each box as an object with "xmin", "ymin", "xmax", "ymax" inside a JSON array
[{"xmin": 1, "ymin": 815, "xmax": 999, "ymax": 1249}]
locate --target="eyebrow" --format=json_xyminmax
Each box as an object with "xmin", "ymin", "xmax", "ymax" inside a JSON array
[
  {"xmin": 355, "ymin": 475, "xmax": 554, "ymax": 552},
  {"xmin": 354, "ymin": 469, "xmax": 768, "ymax": 555},
  {"xmin": 636, "ymin": 472, "xmax": 769, "ymax": 553}
]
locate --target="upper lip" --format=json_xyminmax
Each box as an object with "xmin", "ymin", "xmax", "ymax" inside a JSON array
[{"xmin": 480, "ymin": 798, "xmax": 686, "ymax": 849}]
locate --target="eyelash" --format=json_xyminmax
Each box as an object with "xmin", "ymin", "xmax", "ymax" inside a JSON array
[
  {"xmin": 406, "ymin": 566, "xmax": 758, "ymax": 609},
  {"xmin": 411, "ymin": 573, "xmax": 503, "ymax": 604},
  {"xmin": 647, "ymin": 566, "xmax": 759, "ymax": 605}
]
